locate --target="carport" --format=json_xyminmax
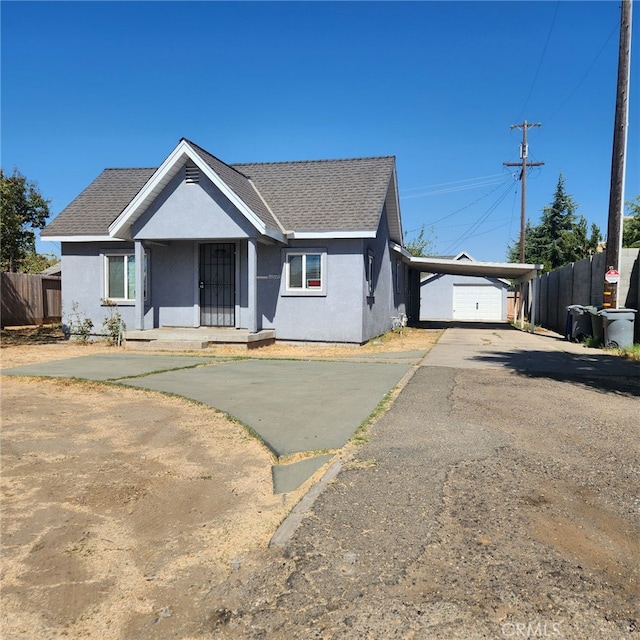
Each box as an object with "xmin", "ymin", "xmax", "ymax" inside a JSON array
[{"xmin": 395, "ymin": 248, "xmax": 543, "ymax": 332}]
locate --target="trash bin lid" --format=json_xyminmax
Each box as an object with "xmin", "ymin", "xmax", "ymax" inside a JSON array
[{"xmin": 597, "ymin": 308, "xmax": 638, "ymax": 317}]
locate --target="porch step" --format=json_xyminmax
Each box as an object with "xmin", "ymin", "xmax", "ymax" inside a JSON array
[
  {"xmin": 125, "ymin": 339, "xmax": 210, "ymax": 351},
  {"xmin": 123, "ymin": 328, "xmax": 276, "ymax": 351}
]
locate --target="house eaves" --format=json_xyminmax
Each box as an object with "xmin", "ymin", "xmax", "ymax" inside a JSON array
[{"xmin": 108, "ymin": 139, "xmax": 286, "ymax": 243}]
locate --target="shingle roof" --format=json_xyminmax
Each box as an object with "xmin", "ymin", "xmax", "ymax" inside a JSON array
[
  {"xmin": 184, "ymin": 140, "xmax": 281, "ymax": 230},
  {"xmin": 235, "ymin": 156, "xmax": 395, "ymax": 233},
  {"xmin": 42, "ymin": 141, "xmax": 396, "ymax": 239},
  {"xmin": 42, "ymin": 168, "xmax": 155, "ymax": 237}
]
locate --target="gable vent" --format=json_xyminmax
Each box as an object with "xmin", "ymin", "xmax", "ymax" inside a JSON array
[{"xmin": 185, "ymin": 164, "xmax": 200, "ymax": 184}]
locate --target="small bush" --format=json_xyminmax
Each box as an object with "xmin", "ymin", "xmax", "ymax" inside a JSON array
[
  {"xmin": 66, "ymin": 302, "xmax": 93, "ymax": 344},
  {"xmin": 101, "ymin": 299, "xmax": 126, "ymax": 346}
]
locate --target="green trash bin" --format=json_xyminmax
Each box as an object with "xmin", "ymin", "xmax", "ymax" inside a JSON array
[
  {"xmin": 585, "ymin": 306, "xmax": 603, "ymax": 344},
  {"xmin": 597, "ymin": 308, "xmax": 637, "ymax": 349}
]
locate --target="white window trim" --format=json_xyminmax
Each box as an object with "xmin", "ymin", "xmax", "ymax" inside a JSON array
[
  {"xmin": 102, "ymin": 250, "xmax": 148, "ymax": 304},
  {"xmin": 282, "ymin": 248, "xmax": 327, "ymax": 297}
]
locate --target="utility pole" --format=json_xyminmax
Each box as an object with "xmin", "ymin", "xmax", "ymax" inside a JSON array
[
  {"xmin": 603, "ymin": 0, "xmax": 632, "ymax": 309},
  {"xmin": 504, "ymin": 121, "xmax": 544, "ymax": 263}
]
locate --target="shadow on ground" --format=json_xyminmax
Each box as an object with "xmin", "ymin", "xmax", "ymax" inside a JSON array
[{"xmin": 471, "ymin": 348, "xmax": 640, "ymax": 398}]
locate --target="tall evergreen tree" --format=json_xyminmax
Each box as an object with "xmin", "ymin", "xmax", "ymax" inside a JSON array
[{"xmin": 507, "ymin": 174, "xmax": 601, "ymax": 270}]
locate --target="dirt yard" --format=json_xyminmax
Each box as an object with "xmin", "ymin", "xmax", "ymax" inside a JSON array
[{"xmin": 0, "ymin": 326, "xmax": 438, "ymax": 639}]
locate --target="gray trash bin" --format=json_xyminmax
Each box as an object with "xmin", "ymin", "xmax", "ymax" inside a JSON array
[
  {"xmin": 585, "ymin": 306, "xmax": 603, "ymax": 344},
  {"xmin": 566, "ymin": 305, "xmax": 592, "ymax": 342},
  {"xmin": 597, "ymin": 308, "xmax": 637, "ymax": 349}
]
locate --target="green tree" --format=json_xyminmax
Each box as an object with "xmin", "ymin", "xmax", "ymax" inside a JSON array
[
  {"xmin": 1, "ymin": 168, "xmax": 50, "ymax": 272},
  {"xmin": 507, "ymin": 174, "xmax": 601, "ymax": 270},
  {"xmin": 622, "ymin": 196, "xmax": 640, "ymax": 248},
  {"xmin": 404, "ymin": 224, "xmax": 436, "ymax": 257},
  {"xmin": 19, "ymin": 252, "xmax": 59, "ymax": 274}
]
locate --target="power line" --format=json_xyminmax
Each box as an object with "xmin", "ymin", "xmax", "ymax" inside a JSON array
[
  {"xmin": 517, "ymin": 1, "xmax": 560, "ymax": 122},
  {"xmin": 401, "ymin": 175, "xmax": 510, "ymax": 199},
  {"xmin": 543, "ymin": 21, "xmax": 618, "ymax": 124},
  {"xmin": 401, "ymin": 173, "xmax": 507, "ymax": 192},
  {"xmin": 442, "ymin": 180, "xmax": 517, "ymax": 255},
  {"xmin": 403, "ymin": 176, "xmax": 517, "ymax": 236}
]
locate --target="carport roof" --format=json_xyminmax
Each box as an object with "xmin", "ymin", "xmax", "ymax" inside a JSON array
[{"xmin": 407, "ymin": 255, "xmax": 543, "ymax": 283}]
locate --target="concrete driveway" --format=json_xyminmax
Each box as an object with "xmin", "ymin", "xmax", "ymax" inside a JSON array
[{"xmin": 422, "ymin": 323, "xmax": 640, "ymax": 382}]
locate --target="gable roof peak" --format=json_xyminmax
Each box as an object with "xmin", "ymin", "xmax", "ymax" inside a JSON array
[{"xmin": 179, "ymin": 138, "xmax": 252, "ymax": 180}]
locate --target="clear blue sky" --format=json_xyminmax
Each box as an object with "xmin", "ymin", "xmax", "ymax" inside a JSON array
[{"xmin": 2, "ymin": 0, "xmax": 638, "ymax": 262}]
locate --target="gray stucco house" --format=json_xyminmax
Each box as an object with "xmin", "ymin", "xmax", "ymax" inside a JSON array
[
  {"xmin": 419, "ymin": 252, "xmax": 509, "ymax": 322},
  {"xmin": 42, "ymin": 138, "xmax": 412, "ymax": 344}
]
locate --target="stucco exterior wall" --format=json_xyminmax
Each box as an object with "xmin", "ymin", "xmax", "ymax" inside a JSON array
[
  {"xmin": 132, "ymin": 169, "xmax": 255, "ymax": 240},
  {"xmin": 263, "ymin": 239, "xmax": 367, "ymax": 343},
  {"xmin": 362, "ymin": 211, "xmax": 403, "ymax": 342},
  {"xmin": 147, "ymin": 241, "xmax": 199, "ymax": 327},
  {"xmin": 60, "ymin": 242, "xmax": 154, "ymax": 336}
]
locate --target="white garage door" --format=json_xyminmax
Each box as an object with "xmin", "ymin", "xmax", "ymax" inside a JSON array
[{"xmin": 453, "ymin": 284, "xmax": 503, "ymax": 321}]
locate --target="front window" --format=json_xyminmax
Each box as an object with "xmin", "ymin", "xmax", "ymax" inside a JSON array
[
  {"xmin": 287, "ymin": 252, "xmax": 323, "ymax": 291},
  {"xmin": 104, "ymin": 252, "xmax": 147, "ymax": 301}
]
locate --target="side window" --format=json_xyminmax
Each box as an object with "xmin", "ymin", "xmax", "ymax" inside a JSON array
[{"xmin": 367, "ymin": 251, "xmax": 375, "ymax": 297}]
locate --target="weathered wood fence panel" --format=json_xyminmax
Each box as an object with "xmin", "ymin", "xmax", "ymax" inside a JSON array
[
  {"xmin": 1, "ymin": 273, "xmax": 62, "ymax": 327},
  {"xmin": 529, "ymin": 249, "xmax": 639, "ymax": 341}
]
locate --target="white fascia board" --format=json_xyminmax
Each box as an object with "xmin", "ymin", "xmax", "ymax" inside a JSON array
[
  {"xmin": 109, "ymin": 141, "xmax": 189, "ymax": 237},
  {"xmin": 42, "ymin": 235, "xmax": 123, "ymax": 243},
  {"xmin": 287, "ymin": 230, "xmax": 377, "ymax": 240},
  {"xmin": 262, "ymin": 227, "xmax": 287, "ymax": 243},
  {"xmin": 390, "ymin": 242, "xmax": 412, "ymax": 259},
  {"xmin": 109, "ymin": 139, "xmax": 270, "ymax": 239}
]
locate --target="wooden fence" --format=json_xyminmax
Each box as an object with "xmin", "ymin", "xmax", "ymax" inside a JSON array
[
  {"xmin": 528, "ymin": 248, "xmax": 640, "ymax": 342},
  {"xmin": 1, "ymin": 272, "xmax": 62, "ymax": 327}
]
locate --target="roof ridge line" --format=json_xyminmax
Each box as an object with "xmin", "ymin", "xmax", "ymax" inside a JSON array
[
  {"xmin": 247, "ymin": 179, "xmax": 288, "ymax": 235},
  {"xmin": 233, "ymin": 155, "xmax": 396, "ymax": 167}
]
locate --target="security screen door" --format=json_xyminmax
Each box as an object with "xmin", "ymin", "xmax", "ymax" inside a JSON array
[{"xmin": 199, "ymin": 243, "xmax": 235, "ymax": 326}]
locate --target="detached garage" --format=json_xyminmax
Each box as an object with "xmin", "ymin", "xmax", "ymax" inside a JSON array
[
  {"xmin": 452, "ymin": 282, "xmax": 504, "ymax": 321},
  {"xmin": 418, "ymin": 252, "xmax": 509, "ymax": 322}
]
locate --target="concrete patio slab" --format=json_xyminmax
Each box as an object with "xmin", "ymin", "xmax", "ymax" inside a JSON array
[
  {"xmin": 123, "ymin": 359, "xmax": 411, "ymax": 457},
  {"xmin": 1, "ymin": 353, "xmax": 218, "ymax": 381},
  {"xmin": 272, "ymin": 454, "xmax": 335, "ymax": 494}
]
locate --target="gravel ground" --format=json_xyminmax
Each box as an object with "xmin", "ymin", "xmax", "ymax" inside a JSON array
[{"xmin": 208, "ymin": 365, "xmax": 639, "ymax": 640}]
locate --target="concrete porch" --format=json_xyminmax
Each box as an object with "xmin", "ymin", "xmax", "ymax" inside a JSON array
[{"xmin": 124, "ymin": 327, "xmax": 276, "ymax": 350}]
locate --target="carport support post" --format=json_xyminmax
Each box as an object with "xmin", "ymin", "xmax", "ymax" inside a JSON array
[
  {"xmin": 529, "ymin": 277, "xmax": 537, "ymax": 333},
  {"xmin": 135, "ymin": 240, "xmax": 145, "ymax": 331}
]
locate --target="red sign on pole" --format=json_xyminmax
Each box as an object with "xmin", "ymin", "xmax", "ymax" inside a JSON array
[{"xmin": 605, "ymin": 269, "xmax": 621, "ymax": 284}]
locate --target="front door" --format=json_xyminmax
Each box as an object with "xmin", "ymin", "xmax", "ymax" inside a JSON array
[{"xmin": 199, "ymin": 243, "xmax": 235, "ymax": 326}]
